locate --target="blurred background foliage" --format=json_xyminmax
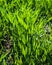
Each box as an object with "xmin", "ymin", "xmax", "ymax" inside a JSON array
[{"xmin": 0, "ymin": 0, "xmax": 52, "ymax": 65}]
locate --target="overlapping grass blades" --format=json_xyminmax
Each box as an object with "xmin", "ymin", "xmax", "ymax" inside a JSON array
[{"xmin": 0, "ymin": 0, "xmax": 52, "ymax": 65}]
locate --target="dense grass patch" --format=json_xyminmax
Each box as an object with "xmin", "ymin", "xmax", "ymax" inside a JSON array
[{"xmin": 0, "ymin": 0, "xmax": 52, "ymax": 65}]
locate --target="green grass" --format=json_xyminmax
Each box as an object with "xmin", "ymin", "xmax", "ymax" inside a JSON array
[{"xmin": 0, "ymin": 0, "xmax": 52, "ymax": 65}]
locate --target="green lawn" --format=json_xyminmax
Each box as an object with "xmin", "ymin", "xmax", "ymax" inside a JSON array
[{"xmin": 0, "ymin": 0, "xmax": 52, "ymax": 65}]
